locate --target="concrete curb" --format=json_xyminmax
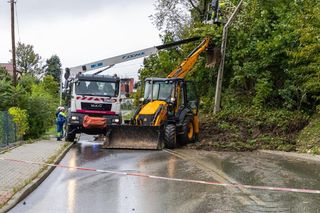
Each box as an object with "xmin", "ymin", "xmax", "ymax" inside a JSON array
[{"xmin": 1, "ymin": 142, "xmax": 74, "ymax": 213}]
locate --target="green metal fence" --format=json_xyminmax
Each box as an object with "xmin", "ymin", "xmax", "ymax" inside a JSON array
[{"xmin": 0, "ymin": 111, "xmax": 18, "ymax": 148}]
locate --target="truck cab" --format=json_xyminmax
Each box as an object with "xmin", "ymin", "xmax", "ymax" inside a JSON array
[{"xmin": 65, "ymin": 74, "xmax": 122, "ymax": 141}]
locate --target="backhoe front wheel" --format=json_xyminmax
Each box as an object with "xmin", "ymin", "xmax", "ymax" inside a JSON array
[
  {"xmin": 65, "ymin": 125, "xmax": 76, "ymax": 142},
  {"xmin": 164, "ymin": 124, "xmax": 177, "ymax": 149},
  {"xmin": 178, "ymin": 116, "xmax": 195, "ymax": 145}
]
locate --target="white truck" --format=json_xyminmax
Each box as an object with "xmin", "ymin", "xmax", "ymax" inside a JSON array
[
  {"xmin": 63, "ymin": 37, "xmax": 200, "ymax": 142},
  {"xmin": 65, "ymin": 74, "xmax": 122, "ymax": 141}
]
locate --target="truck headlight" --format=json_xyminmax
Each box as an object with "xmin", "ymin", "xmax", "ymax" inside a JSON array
[
  {"xmin": 71, "ymin": 116, "xmax": 79, "ymax": 121},
  {"xmin": 113, "ymin": 118, "xmax": 120, "ymax": 123}
]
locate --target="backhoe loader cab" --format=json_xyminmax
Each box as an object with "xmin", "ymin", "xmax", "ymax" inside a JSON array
[
  {"xmin": 105, "ymin": 77, "xmax": 200, "ymax": 149},
  {"xmin": 129, "ymin": 77, "xmax": 200, "ymax": 148}
]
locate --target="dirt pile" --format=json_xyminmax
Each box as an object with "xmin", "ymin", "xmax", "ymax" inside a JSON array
[{"xmin": 186, "ymin": 114, "xmax": 308, "ymax": 152}]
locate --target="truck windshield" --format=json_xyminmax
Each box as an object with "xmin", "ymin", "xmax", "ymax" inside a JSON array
[
  {"xmin": 75, "ymin": 80, "xmax": 119, "ymax": 97},
  {"xmin": 144, "ymin": 81, "xmax": 174, "ymax": 101}
]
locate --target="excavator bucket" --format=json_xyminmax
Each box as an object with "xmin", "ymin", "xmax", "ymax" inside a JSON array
[
  {"xmin": 206, "ymin": 45, "xmax": 221, "ymax": 68},
  {"xmin": 102, "ymin": 125, "xmax": 164, "ymax": 150}
]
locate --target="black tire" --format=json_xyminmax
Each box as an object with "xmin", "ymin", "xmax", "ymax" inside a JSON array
[
  {"xmin": 177, "ymin": 116, "xmax": 195, "ymax": 145},
  {"xmin": 65, "ymin": 126, "xmax": 76, "ymax": 142},
  {"xmin": 164, "ymin": 124, "xmax": 177, "ymax": 149}
]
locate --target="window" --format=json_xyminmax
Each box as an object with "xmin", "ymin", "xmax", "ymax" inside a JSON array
[
  {"xmin": 186, "ymin": 82, "xmax": 198, "ymax": 110},
  {"xmin": 75, "ymin": 80, "xmax": 119, "ymax": 97},
  {"xmin": 144, "ymin": 81, "xmax": 174, "ymax": 101}
]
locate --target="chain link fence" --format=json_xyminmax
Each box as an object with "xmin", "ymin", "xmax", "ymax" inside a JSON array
[{"xmin": 0, "ymin": 111, "xmax": 19, "ymax": 148}]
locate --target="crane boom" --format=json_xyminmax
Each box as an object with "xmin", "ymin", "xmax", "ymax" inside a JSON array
[{"xmin": 66, "ymin": 37, "xmax": 200, "ymax": 79}]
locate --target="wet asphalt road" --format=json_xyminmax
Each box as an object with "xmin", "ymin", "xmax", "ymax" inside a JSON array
[{"xmin": 10, "ymin": 135, "xmax": 320, "ymax": 213}]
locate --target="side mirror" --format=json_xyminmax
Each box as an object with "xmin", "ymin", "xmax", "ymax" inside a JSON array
[{"xmin": 64, "ymin": 68, "xmax": 70, "ymax": 80}]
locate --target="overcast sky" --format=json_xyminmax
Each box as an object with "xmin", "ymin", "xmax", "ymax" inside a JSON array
[{"xmin": 0, "ymin": 0, "xmax": 161, "ymax": 78}]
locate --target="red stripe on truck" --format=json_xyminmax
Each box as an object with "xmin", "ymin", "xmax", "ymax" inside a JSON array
[{"xmin": 76, "ymin": 109, "xmax": 116, "ymax": 115}]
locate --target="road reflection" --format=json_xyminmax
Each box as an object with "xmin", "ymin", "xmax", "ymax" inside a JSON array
[{"xmin": 67, "ymin": 150, "xmax": 77, "ymax": 213}]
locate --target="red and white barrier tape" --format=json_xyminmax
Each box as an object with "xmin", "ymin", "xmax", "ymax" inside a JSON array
[{"xmin": 1, "ymin": 157, "xmax": 320, "ymax": 195}]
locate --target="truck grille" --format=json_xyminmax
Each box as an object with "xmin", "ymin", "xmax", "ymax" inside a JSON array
[{"xmin": 81, "ymin": 102, "xmax": 112, "ymax": 111}]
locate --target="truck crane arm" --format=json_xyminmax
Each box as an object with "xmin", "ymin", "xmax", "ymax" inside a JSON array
[{"xmin": 65, "ymin": 37, "xmax": 200, "ymax": 79}]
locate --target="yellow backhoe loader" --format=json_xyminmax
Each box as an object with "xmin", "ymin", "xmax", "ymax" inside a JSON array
[{"xmin": 104, "ymin": 37, "xmax": 217, "ymax": 149}]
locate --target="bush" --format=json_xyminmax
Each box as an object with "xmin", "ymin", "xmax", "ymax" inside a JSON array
[
  {"xmin": 8, "ymin": 107, "xmax": 29, "ymax": 138},
  {"xmin": 17, "ymin": 77, "xmax": 58, "ymax": 139},
  {"xmin": 20, "ymin": 95, "xmax": 54, "ymax": 138}
]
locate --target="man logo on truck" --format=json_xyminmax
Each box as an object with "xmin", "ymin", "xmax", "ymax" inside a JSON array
[{"xmin": 91, "ymin": 103, "xmax": 102, "ymax": 108}]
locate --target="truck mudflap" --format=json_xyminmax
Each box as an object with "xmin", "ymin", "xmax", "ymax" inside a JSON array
[{"xmin": 103, "ymin": 125, "xmax": 164, "ymax": 150}]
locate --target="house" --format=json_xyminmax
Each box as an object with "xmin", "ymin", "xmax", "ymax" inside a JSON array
[
  {"xmin": 120, "ymin": 78, "xmax": 134, "ymax": 94},
  {"xmin": 0, "ymin": 63, "xmax": 21, "ymax": 77}
]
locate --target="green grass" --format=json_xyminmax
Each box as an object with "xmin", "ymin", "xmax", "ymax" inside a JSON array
[{"xmin": 296, "ymin": 114, "xmax": 320, "ymax": 154}]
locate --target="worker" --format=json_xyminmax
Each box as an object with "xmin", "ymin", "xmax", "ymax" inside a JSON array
[
  {"xmin": 55, "ymin": 106, "xmax": 61, "ymax": 118},
  {"xmin": 56, "ymin": 106, "xmax": 67, "ymax": 141},
  {"xmin": 209, "ymin": 0, "xmax": 225, "ymax": 24}
]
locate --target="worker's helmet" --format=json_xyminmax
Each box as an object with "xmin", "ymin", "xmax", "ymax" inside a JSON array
[{"xmin": 57, "ymin": 106, "xmax": 65, "ymax": 111}]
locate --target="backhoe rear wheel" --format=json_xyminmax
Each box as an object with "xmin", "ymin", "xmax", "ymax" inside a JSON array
[
  {"xmin": 164, "ymin": 124, "xmax": 177, "ymax": 149},
  {"xmin": 178, "ymin": 116, "xmax": 195, "ymax": 145}
]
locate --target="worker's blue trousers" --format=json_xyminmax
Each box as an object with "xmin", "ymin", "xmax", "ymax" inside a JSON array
[{"xmin": 56, "ymin": 123, "xmax": 64, "ymax": 140}]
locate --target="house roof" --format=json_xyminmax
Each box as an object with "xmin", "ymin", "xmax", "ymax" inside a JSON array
[{"xmin": 0, "ymin": 63, "xmax": 21, "ymax": 76}]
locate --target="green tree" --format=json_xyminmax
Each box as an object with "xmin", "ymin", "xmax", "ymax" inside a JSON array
[
  {"xmin": 16, "ymin": 42, "xmax": 42, "ymax": 76},
  {"xmin": 41, "ymin": 75, "xmax": 59, "ymax": 98},
  {"xmin": 18, "ymin": 79, "xmax": 58, "ymax": 139},
  {"xmin": 0, "ymin": 79, "xmax": 14, "ymax": 110},
  {"xmin": 17, "ymin": 74, "xmax": 38, "ymax": 94},
  {"xmin": 44, "ymin": 55, "xmax": 62, "ymax": 82},
  {"xmin": 225, "ymin": 0, "xmax": 320, "ymax": 111}
]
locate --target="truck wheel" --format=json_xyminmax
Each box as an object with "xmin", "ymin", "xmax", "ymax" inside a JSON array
[
  {"xmin": 178, "ymin": 116, "xmax": 195, "ymax": 145},
  {"xmin": 65, "ymin": 126, "xmax": 76, "ymax": 142},
  {"xmin": 164, "ymin": 124, "xmax": 177, "ymax": 149}
]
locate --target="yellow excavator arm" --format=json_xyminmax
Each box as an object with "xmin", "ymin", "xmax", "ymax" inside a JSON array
[{"xmin": 166, "ymin": 37, "xmax": 210, "ymax": 78}]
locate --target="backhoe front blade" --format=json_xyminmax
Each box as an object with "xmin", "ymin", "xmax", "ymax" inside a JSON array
[{"xmin": 102, "ymin": 125, "xmax": 164, "ymax": 150}]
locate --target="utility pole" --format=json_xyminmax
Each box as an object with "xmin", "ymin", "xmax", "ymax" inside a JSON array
[
  {"xmin": 10, "ymin": 0, "xmax": 17, "ymax": 86},
  {"xmin": 214, "ymin": 0, "xmax": 244, "ymax": 113}
]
